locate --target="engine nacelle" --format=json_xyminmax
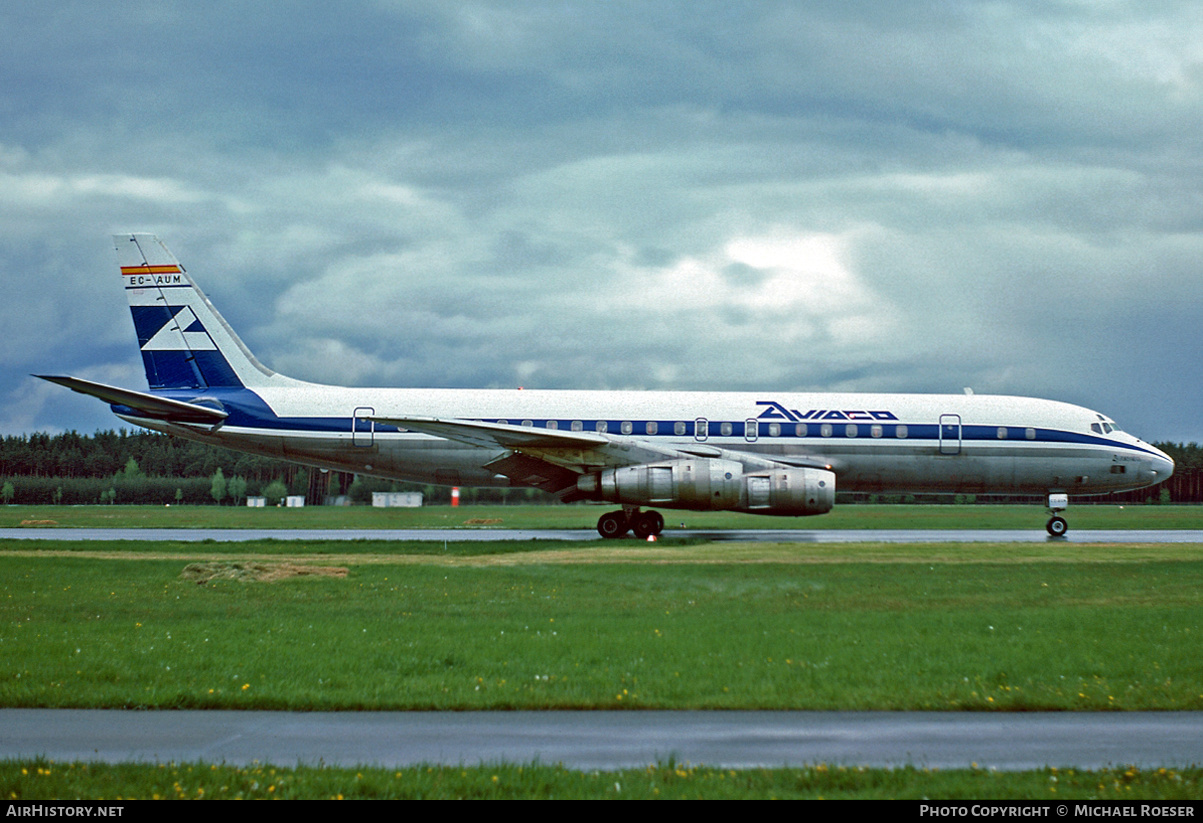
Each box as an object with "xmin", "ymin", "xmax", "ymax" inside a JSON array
[
  {"xmin": 576, "ymin": 458, "xmax": 835, "ymax": 516},
  {"xmin": 740, "ymin": 466, "xmax": 836, "ymax": 516}
]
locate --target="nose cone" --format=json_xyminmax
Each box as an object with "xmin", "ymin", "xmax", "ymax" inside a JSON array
[{"xmin": 1150, "ymin": 448, "xmax": 1175, "ymax": 484}]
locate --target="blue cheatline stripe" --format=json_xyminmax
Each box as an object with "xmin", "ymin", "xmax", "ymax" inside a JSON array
[
  {"xmin": 476, "ymin": 419, "xmax": 1135, "ymax": 452},
  {"xmin": 132, "ymin": 390, "xmax": 1160, "ymax": 459}
]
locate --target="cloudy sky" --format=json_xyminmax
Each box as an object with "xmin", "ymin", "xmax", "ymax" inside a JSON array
[{"xmin": 3, "ymin": 1, "xmax": 1201, "ymax": 442}]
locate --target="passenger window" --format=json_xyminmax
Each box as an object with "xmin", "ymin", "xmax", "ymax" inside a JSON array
[
  {"xmin": 596, "ymin": 420, "xmax": 608, "ymax": 433},
  {"xmin": 621, "ymin": 421, "xmax": 633, "ymax": 435},
  {"xmin": 1025, "ymin": 428, "xmax": 1036, "ymax": 440},
  {"xmin": 871, "ymin": 425, "xmax": 882, "ymax": 438},
  {"xmin": 997, "ymin": 427, "xmax": 1008, "ymax": 439},
  {"xmin": 896, "ymin": 425, "xmax": 908, "ymax": 439},
  {"xmin": 845, "ymin": 424, "xmax": 857, "ymax": 438},
  {"xmin": 674, "ymin": 421, "xmax": 686, "ymax": 436},
  {"xmin": 720, "ymin": 422, "xmax": 733, "ymax": 436},
  {"xmin": 545, "ymin": 420, "xmax": 558, "ymax": 430},
  {"xmin": 571, "ymin": 420, "xmax": 582, "ymax": 431},
  {"xmin": 646, "ymin": 421, "xmax": 658, "ymax": 435},
  {"xmin": 769, "ymin": 423, "xmax": 781, "ymax": 437},
  {"xmin": 795, "ymin": 423, "xmax": 808, "ymax": 437},
  {"xmin": 820, "ymin": 424, "xmax": 833, "ymax": 437},
  {"xmin": 522, "ymin": 420, "xmax": 533, "ymax": 427}
]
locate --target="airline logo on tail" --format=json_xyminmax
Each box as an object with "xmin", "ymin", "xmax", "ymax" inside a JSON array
[
  {"xmin": 116, "ymin": 234, "xmax": 252, "ymax": 390},
  {"xmin": 139, "ymin": 306, "xmax": 218, "ymax": 352}
]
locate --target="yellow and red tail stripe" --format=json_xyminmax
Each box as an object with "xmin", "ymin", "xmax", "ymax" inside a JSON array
[{"xmin": 121, "ymin": 265, "xmax": 182, "ymax": 275}]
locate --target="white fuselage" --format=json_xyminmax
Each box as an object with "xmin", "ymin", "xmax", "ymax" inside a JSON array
[{"xmin": 125, "ymin": 384, "xmax": 1174, "ymax": 501}]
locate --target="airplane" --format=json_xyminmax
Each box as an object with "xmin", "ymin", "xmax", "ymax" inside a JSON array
[{"xmin": 38, "ymin": 234, "xmax": 1174, "ymax": 538}]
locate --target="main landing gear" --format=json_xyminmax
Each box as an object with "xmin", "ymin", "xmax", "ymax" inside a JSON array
[
  {"xmin": 1045, "ymin": 492, "xmax": 1069, "ymax": 537},
  {"xmin": 597, "ymin": 507, "xmax": 665, "ymax": 539}
]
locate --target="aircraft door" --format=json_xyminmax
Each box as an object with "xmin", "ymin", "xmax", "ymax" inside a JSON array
[
  {"xmin": 694, "ymin": 418, "xmax": 709, "ymax": 442},
  {"xmin": 939, "ymin": 414, "xmax": 962, "ymax": 455},
  {"xmin": 353, "ymin": 407, "xmax": 375, "ymax": 447}
]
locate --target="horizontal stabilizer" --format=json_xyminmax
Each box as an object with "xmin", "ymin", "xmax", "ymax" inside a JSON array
[{"xmin": 34, "ymin": 375, "xmax": 228, "ymax": 425}]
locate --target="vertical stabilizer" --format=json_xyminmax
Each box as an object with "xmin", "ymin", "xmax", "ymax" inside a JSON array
[{"xmin": 116, "ymin": 234, "xmax": 281, "ymax": 390}]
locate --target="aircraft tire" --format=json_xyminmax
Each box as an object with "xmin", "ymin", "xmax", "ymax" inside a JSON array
[
  {"xmin": 631, "ymin": 510, "xmax": 664, "ymax": 539},
  {"xmin": 598, "ymin": 511, "xmax": 630, "ymax": 539},
  {"xmin": 1046, "ymin": 516, "xmax": 1068, "ymax": 537}
]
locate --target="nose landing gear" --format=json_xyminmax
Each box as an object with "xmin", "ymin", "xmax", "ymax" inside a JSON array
[{"xmin": 1046, "ymin": 492, "xmax": 1069, "ymax": 537}]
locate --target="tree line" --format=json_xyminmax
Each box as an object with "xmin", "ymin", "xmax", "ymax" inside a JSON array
[
  {"xmin": 1, "ymin": 429, "xmax": 1199, "ymax": 505},
  {"xmin": 1, "ymin": 430, "xmax": 300, "ymax": 483},
  {"xmin": 0, "ymin": 430, "xmax": 553, "ymax": 506}
]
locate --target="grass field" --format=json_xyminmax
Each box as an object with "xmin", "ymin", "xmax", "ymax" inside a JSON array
[
  {"xmin": 3, "ymin": 539, "xmax": 1201, "ymax": 711},
  {"xmin": 4, "ymin": 505, "xmax": 1201, "ymax": 799},
  {"xmin": 4, "ymin": 759, "xmax": 1202, "ymax": 800},
  {"xmin": 2, "ymin": 502, "xmax": 1202, "ymax": 530}
]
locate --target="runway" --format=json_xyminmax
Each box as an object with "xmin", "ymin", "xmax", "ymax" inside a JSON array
[
  {"xmin": 3, "ymin": 527, "xmax": 1202, "ymax": 542},
  {"xmin": 3, "ymin": 709, "xmax": 1201, "ymax": 770}
]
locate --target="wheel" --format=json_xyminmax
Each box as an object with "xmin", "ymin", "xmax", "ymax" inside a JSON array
[
  {"xmin": 631, "ymin": 510, "xmax": 664, "ymax": 539},
  {"xmin": 597, "ymin": 511, "xmax": 629, "ymax": 539},
  {"xmin": 647, "ymin": 510, "xmax": 664, "ymax": 536},
  {"xmin": 1046, "ymin": 516, "xmax": 1068, "ymax": 537}
]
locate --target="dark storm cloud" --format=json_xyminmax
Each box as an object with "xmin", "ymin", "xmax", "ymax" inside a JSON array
[{"xmin": 1, "ymin": 1, "xmax": 1201, "ymax": 440}]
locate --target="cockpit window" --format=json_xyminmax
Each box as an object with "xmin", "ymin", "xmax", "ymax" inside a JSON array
[{"xmin": 1091, "ymin": 423, "xmax": 1102, "ymax": 434}]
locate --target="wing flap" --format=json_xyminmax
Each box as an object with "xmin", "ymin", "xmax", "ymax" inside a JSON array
[{"xmin": 482, "ymin": 452, "xmax": 581, "ymax": 493}]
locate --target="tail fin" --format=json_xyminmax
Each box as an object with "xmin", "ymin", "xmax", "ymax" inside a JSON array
[{"xmin": 116, "ymin": 234, "xmax": 282, "ymax": 390}]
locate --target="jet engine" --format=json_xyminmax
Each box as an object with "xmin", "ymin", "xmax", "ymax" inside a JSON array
[{"xmin": 576, "ymin": 458, "xmax": 835, "ymax": 516}]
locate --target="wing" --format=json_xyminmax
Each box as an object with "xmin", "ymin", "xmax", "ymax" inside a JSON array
[
  {"xmin": 366, "ymin": 414, "xmax": 832, "ymax": 495},
  {"xmin": 368, "ymin": 415, "xmax": 611, "ymax": 450},
  {"xmin": 35, "ymin": 375, "xmax": 228, "ymax": 427}
]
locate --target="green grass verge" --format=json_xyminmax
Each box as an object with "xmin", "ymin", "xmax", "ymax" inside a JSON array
[
  {"xmin": 3, "ymin": 535, "xmax": 1200, "ymax": 560},
  {"xmin": 3, "ymin": 540, "xmax": 1201, "ymax": 710},
  {"xmin": 4, "ymin": 759, "xmax": 1202, "ymax": 800},
  {"xmin": 4, "ymin": 503, "xmax": 1202, "ymax": 530}
]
